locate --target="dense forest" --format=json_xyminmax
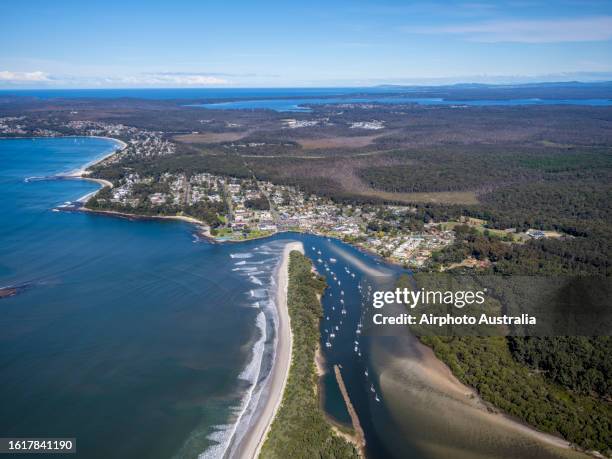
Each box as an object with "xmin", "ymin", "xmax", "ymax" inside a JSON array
[
  {"xmin": 3, "ymin": 93, "xmax": 611, "ymax": 456},
  {"xmin": 359, "ymin": 147, "xmax": 612, "ymax": 193},
  {"xmin": 413, "ymin": 225, "xmax": 611, "ymax": 455},
  {"xmin": 508, "ymin": 336, "xmax": 611, "ymax": 399},
  {"xmin": 260, "ymin": 251, "xmax": 358, "ymax": 459},
  {"xmin": 421, "ymin": 335, "xmax": 611, "ymax": 455}
]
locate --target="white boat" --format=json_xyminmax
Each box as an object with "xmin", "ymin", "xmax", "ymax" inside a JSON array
[
  {"xmin": 326, "ymin": 341, "xmax": 332, "ymax": 348},
  {"xmin": 375, "ymin": 395, "xmax": 381, "ymax": 402},
  {"xmin": 364, "ymin": 369, "xmax": 369, "ymax": 377},
  {"xmin": 341, "ymin": 308, "xmax": 347, "ymax": 315},
  {"xmin": 330, "ymin": 258, "xmax": 337, "ymax": 263},
  {"xmin": 370, "ymin": 384, "xmax": 375, "ymax": 393},
  {"xmin": 351, "ymin": 273, "xmax": 356, "ymax": 278}
]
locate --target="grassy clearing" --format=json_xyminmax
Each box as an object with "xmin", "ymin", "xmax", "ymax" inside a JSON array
[
  {"xmin": 438, "ymin": 220, "xmax": 521, "ymax": 241},
  {"xmin": 369, "ymin": 190, "xmax": 480, "ymax": 205},
  {"xmin": 297, "ymin": 135, "xmax": 381, "ymax": 150},
  {"xmin": 173, "ymin": 131, "xmax": 249, "ymax": 144}
]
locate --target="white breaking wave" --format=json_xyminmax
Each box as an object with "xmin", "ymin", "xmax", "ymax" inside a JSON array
[
  {"xmin": 234, "ymin": 266, "xmax": 259, "ymax": 272},
  {"xmin": 230, "ymin": 253, "xmax": 254, "ymax": 259},
  {"xmin": 198, "ymin": 242, "xmax": 285, "ymax": 459},
  {"xmin": 249, "ymin": 288, "xmax": 267, "ymax": 299},
  {"xmin": 197, "ymin": 424, "xmax": 232, "ymax": 459},
  {"xmin": 249, "ymin": 276, "xmax": 263, "ymax": 286},
  {"xmin": 198, "ymin": 311, "xmax": 268, "ymax": 459},
  {"xmin": 237, "ymin": 270, "xmax": 264, "ymax": 277}
]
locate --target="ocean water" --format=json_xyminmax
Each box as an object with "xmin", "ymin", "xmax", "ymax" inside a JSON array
[
  {"xmin": 192, "ymin": 96, "xmax": 612, "ymax": 112},
  {"xmin": 0, "ymin": 138, "xmax": 295, "ymax": 458},
  {"xmin": 0, "ymin": 137, "xmax": 590, "ymax": 459},
  {"xmin": 0, "ymin": 87, "xmax": 398, "ymax": 101},
  {"xmin": 2, "ymin": 88, "xmax": 609, "ymax": 112}
]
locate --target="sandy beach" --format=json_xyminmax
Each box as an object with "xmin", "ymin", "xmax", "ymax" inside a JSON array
[
  {"xmin": 372, "ymin": 332, "xmax": 591, "ymax": 459},
  {"xmin": 53, "ymin": 135, "xmax": 126, "ymax": 202},
  {"xmin": 235, "ymin": 241, "xmax": 303, "ymax": 459}
]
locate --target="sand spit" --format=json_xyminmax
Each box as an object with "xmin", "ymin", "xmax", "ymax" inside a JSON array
[
  {"xmin": 334, "ymin": 365, "xmax": 366, "ymax": 457},
  {"xmin": 372, "ymin": 333, "xmax": 592, "ymax": 459},
  {"xmin": 236, "ymin": 241, "xmax": 303, "ymax": 459}
]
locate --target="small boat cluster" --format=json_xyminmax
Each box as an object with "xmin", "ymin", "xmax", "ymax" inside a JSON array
[{"xmin": 311, "ymin": 245, "xmax": 382, "ymax": 404}]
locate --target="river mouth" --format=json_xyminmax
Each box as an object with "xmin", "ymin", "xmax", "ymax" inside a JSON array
[
  {"xmin": 0, "ymin": 137, "xmax": 597, "ymax": 459},
  {"xmin": 299, "ymin": 235, "xmax": 592, "ymax": 459}
]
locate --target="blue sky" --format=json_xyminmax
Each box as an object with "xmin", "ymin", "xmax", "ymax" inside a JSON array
[{"xmin": 1, "ymin": 0, "xmax": 611, "ymax": 87}]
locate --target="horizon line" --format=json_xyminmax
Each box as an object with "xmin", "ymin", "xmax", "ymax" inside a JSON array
[{"xmin": 1, "ymin": 79, "xmax": 612, "ymax": 91}]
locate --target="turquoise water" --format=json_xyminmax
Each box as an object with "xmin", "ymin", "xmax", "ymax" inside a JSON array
[
  {"xmin": 0, "ymin": 137, "xmax": 402, "ymax": 458},
  {"xmin": 0, "ymin": 137, "xmax": 589, "ymax": 459},
  {"xmin": 0, "ymin": 138, "xmax": 294, "ymax": 458},
  {"xmin": 0, "ymin": 87, "xmax": 400, "ymax": 100},
  {"xmin": 191, "ymin": 96, "xmax": 612, "ymax": 112}
]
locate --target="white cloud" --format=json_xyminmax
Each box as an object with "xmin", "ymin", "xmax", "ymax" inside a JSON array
[
  {"xmin": 132, "ymin": 73, "xmax": 229, "ymax": 85},
  {"xmin": 404, "ymin": 16, "xmax": 612, "ymax": 43},
  {"xmin": 0, "ymin": 71, "xmax": 230, "ymax": 88},
  {"xmin": 99, "ymin": 73, "xmax": 229, "ymax": 86},
  {"xmin": 0, "ymin": 70, "xmax": 50, "ymax": 82}
]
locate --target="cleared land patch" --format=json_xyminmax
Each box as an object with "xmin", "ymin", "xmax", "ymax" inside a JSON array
[
  {"xmin": 368, "ymin": 190, "xmax": 479, "ymax": 205},
  {"xmin": 297, "ymin": 134, "xmax": 382, "ymax": 150},
  {"xmin": 174, "ymin": 131, "xmax": 249, "ymax": 144}
]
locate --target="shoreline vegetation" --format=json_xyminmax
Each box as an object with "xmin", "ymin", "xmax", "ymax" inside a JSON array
[
  {"xmin": 419, "ymin": 335, "xmax": 610, "ymax": 457},
  {"xmin": 236, "ymin": 241, "xmax": 302, "ymax": 459},
  {"xmin": 15, "ymin": 135, "xmax": 610, "ymax": 456},
  {"xmin": 376, "ymin": 334, "xmax": 594, "ymax": 459},
  {"xmin": 258, "ymin": 251, "xmax": 359, "ymax": 458},
  {"xmin": 400, "ymin": 271, "xmax": 610, "ymax": 457}
]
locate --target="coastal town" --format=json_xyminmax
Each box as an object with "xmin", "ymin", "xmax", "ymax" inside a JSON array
[
  {"xmin": 0, "ymin": 116, "xmax": 456, "ymax": 266},
  {"xmin": 87, "ymin": 164, "xmax": 455, "ymax": 266},
  {"xmin": 0, "ymin": 115, "xmax": 565, "ymax": 268}
]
